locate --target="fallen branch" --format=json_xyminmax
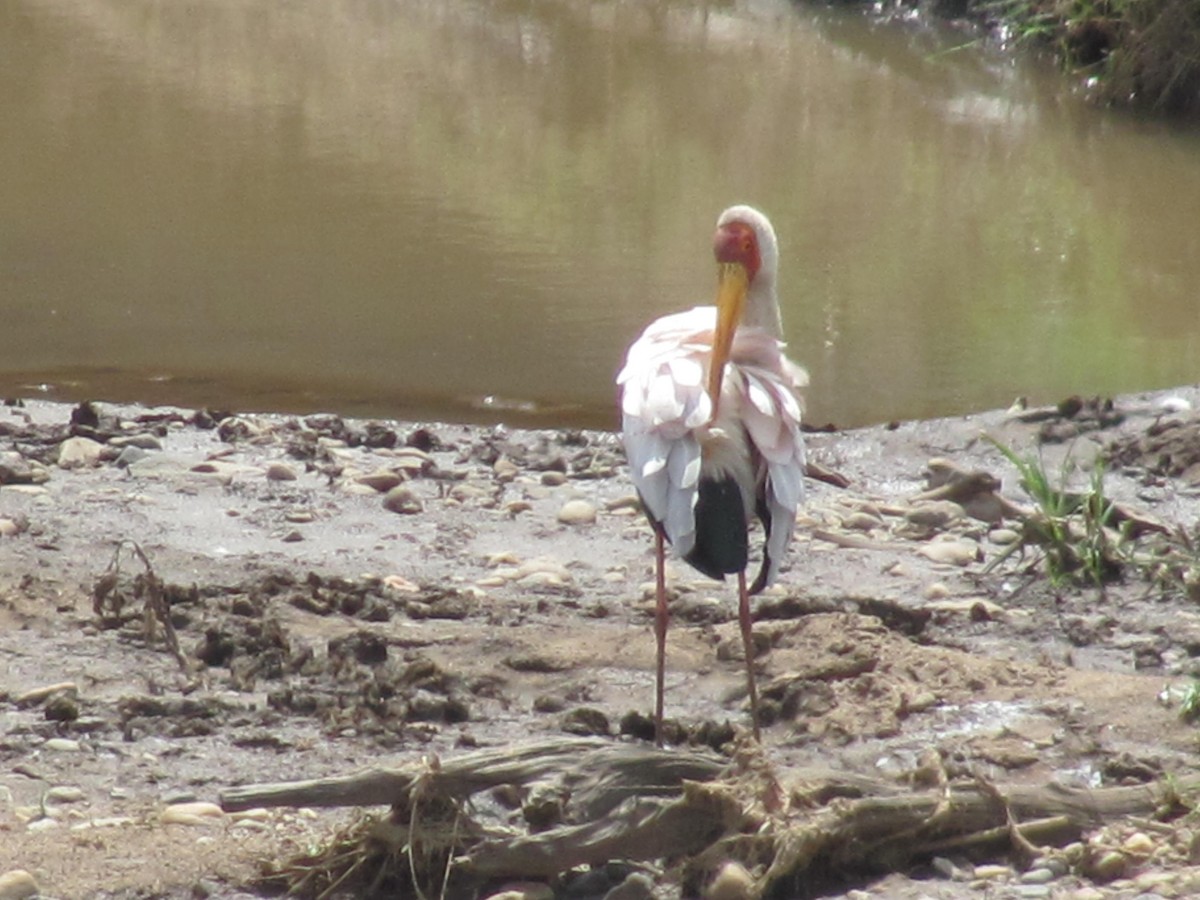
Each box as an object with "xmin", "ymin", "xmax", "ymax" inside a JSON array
[{"xmin": 220, "ymin": 737, "xmax": 1195, "ymax": 897}]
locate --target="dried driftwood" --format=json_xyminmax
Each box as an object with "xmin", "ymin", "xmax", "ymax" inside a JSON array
[{"xmin": 219, "ymin": 737, "xmax": 1195, "ymax": 895}]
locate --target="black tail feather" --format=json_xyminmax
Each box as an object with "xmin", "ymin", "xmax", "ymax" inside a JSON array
[{"xmin": 683, "ymin": 477, "xmax": 748, "ymax": 581}]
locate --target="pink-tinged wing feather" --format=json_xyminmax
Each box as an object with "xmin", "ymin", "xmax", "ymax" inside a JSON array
[
  {"xmin": 617, "ymin": 308, "xmax": 721, "ymax": 556},
  {"xmin": 727, "ymin": 331, "xmax": 808, "ymax": 589}
]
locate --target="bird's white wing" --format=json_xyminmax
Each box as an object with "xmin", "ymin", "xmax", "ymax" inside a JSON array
[
  {"xmin": 730, "ymin": 331, "xmax": 808, "ymax": 588},
  {"xmin": 617, "ymin": 308, "xmax": 719, "ymax": 557}
]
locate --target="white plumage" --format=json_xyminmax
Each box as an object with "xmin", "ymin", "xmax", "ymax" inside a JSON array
[{"xmin": 617, "ymin": 204, "xmax": 808, "ymax": 745}]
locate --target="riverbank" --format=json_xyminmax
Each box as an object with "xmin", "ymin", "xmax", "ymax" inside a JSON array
[
  {"xmin": 875, "ymin": 0, "xmax": 1200, "ymax": 115},
  {"xmin": 3, "ymin": 388, "xmax": 1200, "ymax": 897}
]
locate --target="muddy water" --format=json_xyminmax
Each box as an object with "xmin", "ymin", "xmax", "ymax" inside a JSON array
[{"xmin": 2, "ymin": 0, "xmax": 1199, "ymax": 430}]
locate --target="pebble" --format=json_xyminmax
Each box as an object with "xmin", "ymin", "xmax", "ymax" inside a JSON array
[
  {"xmin": 923, "ymin": 582, "xmax": 951, "ymax": 600},
  {"xmin": 114, "ymin": 446, "xmax": 149, "ymax": 468},
  {"xmin": 43, "ymin": 737, "xmax": 81, "ymax": 752},
  {"xmin": 0, "ymin": 870, "xmax": 38, "ymax": 900},
  {"xmin": 45, "ymin": 785, "xmax": 86, "ymax": 803},
  {"xmin": 1091, "ymin": 850, "xmax": 1128, "ymax": 881},
  {"xmin": 989, "ymin": 528, "xmax": 1021, "ymax": 545},
  {"xmin": 160, "ymin": 801, "xmax": 225, "ymax": 826},
  {"xmin": 265, "ymin": 462, "xmax": 297, "ymax": 481},
  {"xmin": 917, "ymin": 539, "xmax": 981, "ymax": 567},
  {"xmin": 540, "ymin": 471, "xmax": 568, "ymax": 487},
  {"xmin": 15, "ymin": 681, "xmax": 78, "ymax": 706},
  {"xmin": 1122, "ymin": 831, "xmax": 1155, "ymax": 857},
  {"xmin": 0, "ymin": 517, "xmax": 21, "ymax": 538},
  {"xmin": 109, "ymin": 432, "xmax": 162, "ymax": 450},
  {"xmin": 382, "ymin": 485, "xmax": 423, "ymax": 514},
  {"xmin": 705, "ymin": 861, "xmax": 755, "ymax": 900},
  {"xmin": 1010, "ymin": 886, "xmax": 1051, "ymax": 898},
  {"xmin": 357, "ymin": 469, "xmax": 403, "ymax": 493},
  {"xmin": 1020, "ymin": 867, "xmax": 1056, "ymax": 884},
  {"xmin": 557, "ymin": 499, "xmax": 597, "ymax": 525},
  {"xmin": 603, "ymin": 872, "xmax": 655, "ymax": 900},
  {"xmin": 493, "ymin": 459, "xmax": 520, "ymax": 483},
  {"xmin": 57, "ymin": 436, "xmax": 104, "ymax": 468},
  {"xmin": 482, "ymin": 885, "xmax": 554, "ymax": 900},
  {"xmin": 842, "ymin": 511, "xmax": 882, "ymax": 532},
  {"xmin": 905, "ymin": 500, "xmax": 964, "ymax": 529},
  {"xmin": 973, "ymin": 864, "xmax": 1012, "ymax": 881},
  {"xmin": 284, "ymin": 510, "xmax": 314, "ymax": 523}
]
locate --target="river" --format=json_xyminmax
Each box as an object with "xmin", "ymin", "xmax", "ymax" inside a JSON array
[{"xmin": 2, "ymin": 0, "xmax": 1199, "ymax": 429}]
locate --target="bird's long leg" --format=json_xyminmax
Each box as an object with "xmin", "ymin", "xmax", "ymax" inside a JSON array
[
  {"xmin": 654, "ymin": 529, "xmax": 668, "ymax": 748},
  {"xmin": 737, "ymin": 570, "xmax": 762, "ymax": 741}
]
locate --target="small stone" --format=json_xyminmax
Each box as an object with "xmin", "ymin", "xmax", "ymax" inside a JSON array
[
  {"xmin": 43, "ymin": 737, "xmax": 81, "ymax": 752},
  {"xmin": 383, "ymin": 485, "xmax": 423, "ymax": 514},
  {"xmin": 0, "ymin": 518, "xmax": 23, "ymax": 538},
  {"xmin": 989, "ymin": 528, "xmax": 1021, "ymax": 545},
  {"xmin": 109, "ymin": 432, "xmax": 163, "ymax": 450},
  {"xmin": 493, "ymin": 459, "xmax": 520, "ymax": 483},
  {"xmin": 923, "ymin": 582, "xmax": 950, "ymax": 600},
  {"xmin": 917, "ymin": 540, "xmax": 981, "ymax": 567},
  {"xmin": 281, "ymin": 530, "xmax": 304, "ymax": 543},
  {"xmin": 357, "ymin": 470, "xmax": 403, "ymax": 493},
  {"xmin": 842, "ymin": 511, "xmax": 882, "ymax": 532},
  {"xmin": 57, "ymin": 436, "xmax": 104, "ymax": 469},
  {"xmin": 1009, "ymin": 886, "xmax": 1050, "ymax": 898},
  {"xmin": 284, "ymin": 510, "xmax": 314, "ymax": 523},
  {"xmin": 114, "ymin": 446, "xmax": 149, "ymax": 468},
  {"xmin": 972, "ymin": 863, "xmax": 1012, "ymax": 881},
  {"xmin": 45, "ymin": 786, "xmax": 86, "ymax": 803},
  {"xmin": 706, "ymin": 861, "xmax": 755, "ymax": 900},
  {"xmin": 1121, "ymin": 831, "xmax": 1155, "ymax": 857},
  {"xmin": 905, "ymin": 500, "xmax": 964, "ymax": 530},
  {"xmin": 160, "ymin": 801, "xmax": 225, "ymax": 826},
  {"xmin": 482, "ymin": 884, "xmax": 554, "ymax": 900},
  {"xmin": 1020, "ymin": 867, "xmax": 1056, "ymax": 884},
  {"xmin": 0, "ymin": 869, "xmax": 39, "ymax": 900},
  {"xmin": 603, "ymin": 872, "xmax": 655, "ymax": 900},
  {"xmin": 266, "ymin": 462, "xmax": 297, "ymax": 482},
  {"xmin": 557, "ymin": 499, "xmax": 596, "ymax": 525},
  {"xmin": 540, "ymin": 471, "xmax": 568, "ymax": 486},
  {"xmin": 1090, "ymin": 850, "xmax": 1127, "ymax": 881},
  {"xmin": 16, "ymin": 681, "xmax": 78, "ymax": 706}
]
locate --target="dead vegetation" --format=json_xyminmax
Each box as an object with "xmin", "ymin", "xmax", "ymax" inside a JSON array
[{"xmin": 219, "ymin": 737, "xmax": 1200, "ymax": 899}]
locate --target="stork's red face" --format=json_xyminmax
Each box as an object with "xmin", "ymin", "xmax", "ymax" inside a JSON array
[
  {"xmin": 707, "ymin": 219, "xmax": 759, "ymax": 420},
  {"xmin": 713, "ymin": 220, "xmax": 761, "ymax": 283}
]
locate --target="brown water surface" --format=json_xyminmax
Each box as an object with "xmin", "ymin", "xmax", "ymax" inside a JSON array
[{"xmin": 3, "ymin": 0, "xmax": 1200, "ymax": 429}]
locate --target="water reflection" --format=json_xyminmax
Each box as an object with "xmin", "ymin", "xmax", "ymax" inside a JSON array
[{"xmin": 1, "ymin": 0, "xmax": 1199, "ymax": 429}]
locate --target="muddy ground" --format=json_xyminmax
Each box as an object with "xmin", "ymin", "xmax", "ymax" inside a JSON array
[{"xmin": 3, "ymin": 389, "xmax": 1200, "ymax": 900}]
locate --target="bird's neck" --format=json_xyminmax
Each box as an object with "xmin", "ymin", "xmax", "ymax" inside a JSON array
[{"xmin": 741, "ymin": 281, "xmax": 782, "ymax": 338}]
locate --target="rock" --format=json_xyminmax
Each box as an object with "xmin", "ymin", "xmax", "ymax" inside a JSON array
[
  {"xmin": 57, "ymin": 436, "xmax": 104, "ymax": 468},
  {"xmin": 1121, "ymin": 830, "xmax": 1155, "ymax": 857},
  {"xmin": 0, "ymin": 870, "xmax": 39, "ymax": 900},
  {"xmin": 604, "ymin": 872, "xmax": 655, "ymax": 900},
  {"xmin": 114, "ymin": 446, "xmax": 150, "ymax": 468},
  {"xmin": 989, "ymin": 528, "xmax": 1021, "ymax": 545},
  {"xmin": 45, "ymin": 785, "xmax": 85, "ymax": 803},
  {"xmin": 1019, "ymin": 867, "xmax": 1056, "ymax": 884},
  {"xmin": 493, "ymin": 458, "xmax": 520, "ymax": 483},
  {"xmin": 482, "ymin": 884, "xmax": 554, "ymax": 900},
  {"xmin": 265, "ymin": 462, "xmax": 297, "ymax": 481},
  {"xmin": 706, "ymin": 861, "xmax": 755, "ymax": 900},
  {"xmin": 357, "ymin": 469, "xmax": 403, "ymax": 493},
  {"xmin": 918, "ymin": 539, "xmax": 981, "ymax": 567},
  {"xmin": 43, "ymin": 737, "xmax": 81, "ymax": 752},
  {"xmin": 905, "ymin": 500, "xmax": 964, "ymax": 530},
  {"xmin": 160, "ymin": 801, "xmax": 225, "ymax": 826},
  {"xmin": 109, "ymin": 432, "xmax": 163, "ymax": 450},
  {"xmin": 382, "ymin": 485, "xmax": 423, "ymax": 514},
  {"xmin": 923, "ymin": 582, "xmax": 950, "ymax": 600},
  {"xmin": 561, "ymin": 707, "xmax": 610, "ymax": 736},
  {"xmin": 557, "ymin": 499, "xmax": 596, "ymax": 525},
  {"xmin": 15, "ymin": 681, "xmax": 78, "ymax": 706},
  {"xmin": 972, "ymin": 863, "xmax": 1012, "ymax": 881},
  {"xmin": 540, "ymin": 471, "xmax": 568, "ymax": 486},
  {"xmin": 0, "ymin": 518, "xmax": 24, "ymax": 538},
  {"xmin": 842, "ymin": 511, "xmax": 882, "ymax": 531}
]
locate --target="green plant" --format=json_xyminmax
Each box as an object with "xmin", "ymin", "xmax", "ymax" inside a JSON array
[{"xmin": 984, "ymin": 436, "xmax": 1125, "ymax": 589}]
